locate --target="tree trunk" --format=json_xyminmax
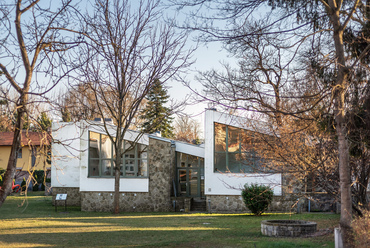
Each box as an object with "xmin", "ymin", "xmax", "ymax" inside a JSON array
[
  {"xmin": 0, "ymin": 108, "xmax": 23, "ymax": 207},
  {"xmin": 113, "ymin": 153, "xmax": 121, "ymax": 214},
  {"xmin": 113, "ymin": 137, "xmax": 123, "ymax": 214},
  {"xmin": 329, "ymin": 1, "xmax": 353, "ymax": 246}
]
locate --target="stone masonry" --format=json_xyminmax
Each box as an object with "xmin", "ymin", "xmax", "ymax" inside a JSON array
[
  {"xmin": 52, "ymin": 187, "xmax": 81, "ymax": 206},
  {"xmin": 206, "ymin": 194, "xmax": 304, "ymax": 213}
]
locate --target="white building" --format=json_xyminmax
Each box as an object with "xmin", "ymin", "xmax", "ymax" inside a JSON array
[{"xmin": 52, "ymin": 109, "xmax": 285, "ymax": 212}]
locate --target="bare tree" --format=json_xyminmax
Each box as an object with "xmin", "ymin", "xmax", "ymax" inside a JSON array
[
  {"xmin": 173, "ymin": 0, "xmax": 370, "ymax": 243},
  {"xmin": 58, "ymin": 82, "xmax": 102, "ymax": 122},
  {"xmin": 74, "ymin": 0, "xmax": 192, "ymax": 214},
  {"xmin": 173, "ymin": 115, "xmax": 200, "ymax": 144},
  {"xmin": 0, "ymin": 0, "xmax": 78, "ymax": 206}
]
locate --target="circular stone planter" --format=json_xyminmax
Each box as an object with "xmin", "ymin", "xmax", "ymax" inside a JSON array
[{"xmin": 261, "ymin": 220, "xmax": 317, "ymax": 237}]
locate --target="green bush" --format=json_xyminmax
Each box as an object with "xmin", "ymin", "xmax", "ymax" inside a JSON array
[
  {"xmin": 241, "ymin": 183, "xmax": 273, "ymax": 216},
  {"xmin": 33, "ymin": 170, "xmax": 45, "ymax": 184},
  {"xmin": 0, "ymin": 169, "xmax": 5, "ymax": 187},
  {"xmin": 32, "ymin": 182, "xmax": 39, "ymax": 191},
  {"xmin": 31, "ymin": 170, "xmax": 46, "ymax": 191},
  {"xmin": 21, "ymin": 178, "xmax": 26, "ymax": 190},
  {"xmin": 41, "ymin": 182, "xmax": 45, "ymax": 191}
]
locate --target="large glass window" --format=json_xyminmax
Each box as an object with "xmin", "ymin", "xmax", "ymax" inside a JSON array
[
  {"xmin": 214, "ymin": 122, "xmax": 265, "ymax": 173},
  {"xmin": 88, "ymin": 131, "xmax": 148, "ymax": 178}
]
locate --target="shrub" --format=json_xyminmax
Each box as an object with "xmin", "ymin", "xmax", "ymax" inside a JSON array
[
  {"xmin": 241, "ymin": 183, "xmax": 273, "ymax": 216},
  {"xmin": 21, "ymin": 178, "xmax": 26, "ymax": 190},
  {"xmin": 352, "ymin": 209, "xmax": 370, "ymax": 247},
  {"xmin": 41, "ymin": 182, "xmax": 45, "ymax": 191},
  {"xmin": 0, "ymin": 169, "xmax": 5, "ymax": 187},
  {"xmin": 32, "ymin": 182, "xmax": 39, "ymax": 191}
]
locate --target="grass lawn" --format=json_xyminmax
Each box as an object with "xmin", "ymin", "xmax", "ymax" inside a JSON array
[{"xmin": 0, "ymin": 192, "xmax": 339, "ymax": 248}]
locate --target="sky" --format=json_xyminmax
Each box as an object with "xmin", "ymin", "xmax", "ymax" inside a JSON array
[
  {"xmin": 0, "ymin": 0, "xmax": 237, "ymax": 138},
  {"xmin": 162, "ymin": 2, "xmax": 238, "ymax": 138},
  {"xmin": 167, "ymin": 41, "xmax": 232, "ymax": 138}
]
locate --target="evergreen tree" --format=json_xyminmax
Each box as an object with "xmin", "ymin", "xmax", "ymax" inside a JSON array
[
  {"xmin": 37, "ymin": 112, "xmax": 52, "ymax": 131},
  {"xmin": 141, "ymin": 79, "xmax": 174, "ymax": 138}
]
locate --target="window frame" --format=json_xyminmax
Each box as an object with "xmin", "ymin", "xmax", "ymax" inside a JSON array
[
  {"xmin": 17, "ymin": 147, "xmax": 22, "ymax": 159},
  {"xmin": 88, "ymin": 131, "xmax": 148, "ymax": 178},
  {"xmin": 214, "ymin": 122, "xmax": 264, "ymax": 173}
]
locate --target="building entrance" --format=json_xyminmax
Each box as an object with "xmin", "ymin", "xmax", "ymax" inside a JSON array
[{"xmin": 177, "ymin": 153, "xmax": 204, "ymax": 197}]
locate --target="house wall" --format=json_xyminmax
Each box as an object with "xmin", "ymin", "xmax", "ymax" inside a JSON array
[
  {"xmin": 0, "ymin": 145, "xmax": 48, "ymax": 170},
  {"xmin": 51, "ymin": 122, "xmax": 82, "ymax": 188},
  {"xmin": 80, "ymin": 137, "xmax": 176, "ymax": 212},
  {"xmin": 204, "ymin": 110, "xmax": 282, "ymax": 200},
  {"xmin": 51, "ymin": 121, "xmax": 176, "ymax": 212}
]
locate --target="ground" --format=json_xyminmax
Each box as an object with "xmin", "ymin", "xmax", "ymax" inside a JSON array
[{"xmin": 0, "ymin": 192, "xmax": 340, "ymax": 248}]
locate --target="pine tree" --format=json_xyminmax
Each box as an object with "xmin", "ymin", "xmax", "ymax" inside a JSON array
[
  {"xmin": 141, "ymin": 79, "xmax": 174, "ymax": 138},
  {"xmin": 37, "ymin": 112, "xmax": 52, "ymax": 131}
]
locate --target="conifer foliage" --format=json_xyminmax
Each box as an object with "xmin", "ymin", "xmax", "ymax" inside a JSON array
[{"xmin": 141, "ymin": 79, "xmax": 174, "ymax": 138}]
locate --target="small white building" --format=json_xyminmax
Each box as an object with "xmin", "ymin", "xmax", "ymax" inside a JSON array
[{"xmin": 52, "ymin": 109, "xmax": 285, "ymax": 212}]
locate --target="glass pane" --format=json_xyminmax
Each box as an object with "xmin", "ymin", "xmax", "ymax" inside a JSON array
[
  {"xmin": 240, "ymin": 152, "xmax": 256, "ymax": 173},
  {"xmin": 199, "ymin": 158, "xmax": 204, "ymax": 168},
  {"xmin": 125, "ymin": 159, "xmax": 135, "ymax": 176},
  {"xmin": 112, "ymin": 144, "xmax": 116, "ymax": 159},
  {"xmin": 189, "ymin": 169, "xmax": 198, "ymax": 196},
  {"xmin": 89, "ymin": 159, "xmax": 100, "ymax": 176},
  {"xmin": 228, "ymin": 153, "xmax": 241, "ymax": 173},
  {"xmin": 214, "ymin": 123, "xmax": 226, "ymax": 152},
  {"xmin": 138, "ymin": 144, "xmax": 147, "ymax": 159},
  {"xmin": 119, "ymin": 163, "xmax": 124, "ymax": 176},
  {"xmin": 138, "ymin": 159, "xmax": 148, "ymax": 177},
  {"xmin": 101, "ymin": 160, "xmax": 112, "ymax": 176},
  {"xmin": 228, "ymin": 126, "xmax": 240, "ymax": 153},
  {"xmin": 214, "ymin": 153, "xmax": 226, "ymax": 172},
  {"xmin": 89, "ymin": 132, "xmax": 100, "ymax": 159},
  {"xmin": 125, "ymin": 154, "xmax": 135, "ymax": 159},
  {"xmin": 200, "ymin": 158, "xmax": 204, "ymax": 179},
  {"xmin": 179, "ymin": 169, "xmax": 187, "ymax": 182},
  {"xmin": 188, "ymin": 155, "xmax": 198, "ymax": 167},
  {"xmin": 179, "ymin": 153, "xmax": 187, "ymax": 167},
  {"xmin": 240, "ymin": 131, "xmax": 253, "ymax": 152},
  {"xmin": 101, "ymin": 134, "xmax": 112, "ymax": 159}
]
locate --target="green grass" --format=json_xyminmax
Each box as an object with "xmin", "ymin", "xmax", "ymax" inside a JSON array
[{"xmin": 0, "ymin": 192, "xmax": 339, "ymax": 248}]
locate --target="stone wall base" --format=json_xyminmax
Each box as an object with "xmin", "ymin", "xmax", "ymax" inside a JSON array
[
  {"xmin": 206, "ymin": 195, "xmax": 247, "ymax": 212},
  {"xmin": 51, "ymin": 188, "xmax": 339, "ymax": 213},
  {"xmin": 52, "ymin": 187, "xmax": 81, "ymax": 206},
  {"xmin": 81, "ymin": 192, "xmax": 172, "ymax": 212},
  {"xmin": 206, "ymin": 193, "xmax": 337, "ymax": 213}
]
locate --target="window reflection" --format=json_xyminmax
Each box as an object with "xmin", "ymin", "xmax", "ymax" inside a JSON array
[
  {"xmin": 214, "ymin": 123, "xmax": 267, "ymax": 173},
  {"xmin": 214, "ymin": 123, "xmax": 226, "ymax": 152}
]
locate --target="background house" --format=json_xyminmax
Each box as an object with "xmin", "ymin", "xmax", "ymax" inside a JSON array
[{"xmin": 0, "ymin": 131, "xmax": 50, "ymax": 171}]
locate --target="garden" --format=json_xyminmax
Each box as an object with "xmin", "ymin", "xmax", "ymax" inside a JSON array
[{"xmin": 0, "ymin": 192, "xmax": 340, "ymax": 248}]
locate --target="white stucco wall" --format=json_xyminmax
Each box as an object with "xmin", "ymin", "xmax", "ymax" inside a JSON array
[
  {"xmin": 52, "ymin": 121, "xmax": 150, "ymax": 192},
  {"xmin": 51, "ymin": 122, "xmax": 82, "ymax": 188},
  {"xmin": 204, "ymin": 110, "xmax": 282, "ymax": 196}
]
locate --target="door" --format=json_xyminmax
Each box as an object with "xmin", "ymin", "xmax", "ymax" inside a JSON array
[{"xmin": 177, "ymin": 153, "xmax": 204, "ymax": 197}]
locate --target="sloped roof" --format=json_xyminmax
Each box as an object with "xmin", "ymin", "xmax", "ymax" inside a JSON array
[{"xmin": 0, "ymin": 131, "xmax": 50, "ymax": 146}]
